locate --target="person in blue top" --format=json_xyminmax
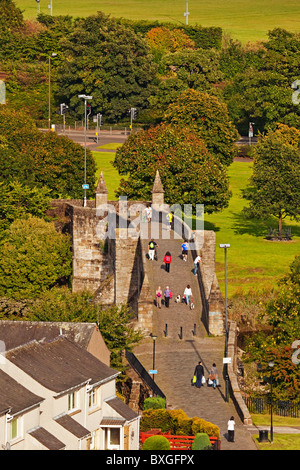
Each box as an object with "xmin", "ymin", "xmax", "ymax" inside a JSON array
[{"xmin": 181, "ymin": 241, "xmax": 189, "ymax": 261}]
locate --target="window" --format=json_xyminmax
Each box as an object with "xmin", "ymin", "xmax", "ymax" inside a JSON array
[
  {"xmin": 11, "ymin": 417, "xmax": 22, "ymax": 441},
  {"xmin": 68, "ymin": 391, "xmax": 79, "ymax": 412},
  {"xmin": 88, "ymin": 387, "xmax": 100, "ymax": 409}
]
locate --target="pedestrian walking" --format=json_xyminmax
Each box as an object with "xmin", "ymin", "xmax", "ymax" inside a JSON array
[
  {"xmin": 209, "ymin": 363, "xmax": 219, "ymax": 389},
  {"xmin": 193, "ymin": 254, "xmax": 201, "ymax": 275},
  {"xmin": 227, "ymin": 416, "xmax": 235, "ymax": 442},
  {"xmin": 193, "ymin": 361, "xmax": 205, "ymax": 388},
  {"xmin": 148, "ymin": 239, "xmax": 158, "ymax": 261},
  {"xmin": 181, "ymin": 241, "xmax": 189, "ymax": 261},
  {"xmin": 163, "ymin": 251, "xmax": 172, "ymax": 272},
  {"xmin": 183, "ymin": 284, "xmax": 192, "ymax": 305},
  {"xmin": 164, "ymin": 286, "xmax": 172, "ymax": 308},
  {"xmin": 166, "ymin": 211, "xmax": 173, "ymax": 231},
  {"xmin": 145, "ymin": 204, "xmax": 152, "ymax": 223},
  {"xmin": 156, "ymin": 286, "xmax": 162, "ymax": 308}
]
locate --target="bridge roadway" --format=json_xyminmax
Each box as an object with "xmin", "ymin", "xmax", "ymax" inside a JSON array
[{"xmin": 133, "ymin": 225, "xmax": 258, "ymax": 450}]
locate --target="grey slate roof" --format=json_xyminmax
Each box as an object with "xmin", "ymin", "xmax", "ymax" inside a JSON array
[
  {"xmin": 0, "ymin": 369, "xmax": 44, "ymax": 416},
  {"xmin": 0, "ymin": 320, "xmax": 97, "ymax": 352},
  {"xmin": 6, "ymin": 336, "xmax": 119, "ymax": 394},
  {"xmin": 105, "ymin": 396, "xmax": 139, "ymax": 423},
  {"xmin": 28, "ymin": 426, "xmax": 66, "ymax": 450},
  {"xmin": 54, "ymin": 413, "xmax": 90, "ymax": 439}
]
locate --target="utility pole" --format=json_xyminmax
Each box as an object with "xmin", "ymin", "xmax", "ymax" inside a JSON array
[{"xmin": 184, "ymin": 0, "xmax": 190, "ymax": 25}]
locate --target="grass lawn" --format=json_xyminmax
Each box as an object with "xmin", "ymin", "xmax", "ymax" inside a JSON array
[
  {"xmin": 92, "ymin": 151, "xmax": 121, "ymax": 201},
  {"xmin": 205, "ymin": 161, "xmax": 300, "ymax": 298},
  {"xmin": 16, "ymin": 0, "xmax": 300, "ymax": 43},
  {"xmin": 254, "ymin": 433, "xmax": 300, "ymax": 450},
  {"xmin": 92, "ymin": 149, "xmax": 300, "ymax": 298},
  {"xmin": 251, "ymin": 414, "xmax": 300, "ymax": 449}
]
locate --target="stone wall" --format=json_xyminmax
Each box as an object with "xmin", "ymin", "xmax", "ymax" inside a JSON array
[{"xmin": 227, "ymin": 321, "xmax": 252, "ymax": 425}]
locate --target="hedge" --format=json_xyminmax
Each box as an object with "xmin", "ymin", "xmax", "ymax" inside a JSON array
[{"xmin": 140, "ymin": 409, "xmax": 220, "ymax": 439}]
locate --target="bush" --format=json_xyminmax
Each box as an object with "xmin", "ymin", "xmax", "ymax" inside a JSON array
[
  {"xmin": 140, "ymin": 408, "xmax": 221, "ymax": 439},
  {"xmin": 142, "ymin": 435, "xmax": 170, "ymax": 450},
  {"xmin": 192, "ymin": 417, "xmax": 221, "ymax": 439},
  {"xmin": 140, "ymin": 409, "xmax": 174, "ymax": 433},
  {"xmin": 191, "ymin": 433, "xmax": 212, "ymax": 450},
  {"xmin": 143, "ymin": 396, "xmax": 166, "ymax": 410}
]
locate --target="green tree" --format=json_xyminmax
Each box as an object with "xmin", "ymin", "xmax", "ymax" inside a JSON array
[
  {"xmin": 242, "ymin": 125, "xmax": 300, "ymax": 237},
  {"xmin": 0, "ymin": 180, "xmax": 51, "ymax": 232},
  {"xmin": 163, "ymin": 89, "xmax": 239, "ymax": 166},
  {"xmin": 113, "ymin": 123, "xmax": 231, "ymax": 212},
  {"xmin": 0, "ymin": 107, "xmax": 96, "ymax": 198},
  {"xmin": 0, "ymin": 216, "xmax": 72, "ymax": 299},
  {"xmin": 56, "ymin": 12, "xmax": 157, "ymax": 122},
  {"xmin": 245, "ymin": 256, "xmax": 300, "ymax": 400}
]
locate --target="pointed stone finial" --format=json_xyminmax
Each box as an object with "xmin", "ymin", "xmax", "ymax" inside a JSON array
[
  {"xmin": 152, "ymin": 170, "xmax": 164, "ymax": 194},
  {"xmin": 151, "ymin": 170, "xmax": 164, "ymax": 207},
  {"xmin": 95, "ymin": 171, "xmax": 108, "ymax": 207}
]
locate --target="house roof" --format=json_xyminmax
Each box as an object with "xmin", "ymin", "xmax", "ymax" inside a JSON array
[
  {"xmin": 54, "ymin": 413, "xmax": 90, "ymax": 439},
  {"xmin": 6, "ymin": 336, "xmax": 119, "ymax": 394},
  {"xmin": 28, "ymin": 426, "xmax": 66, "ymax": 450},
  {"xmin": 0, "ymin": 369, "xmax": 44, "ymax": 417},
  {"xmin": 0, "ymin": 320, "xmax": 98, "ymax": 352},
  {"xmin": 105, "ymin": 396, "xmax": 139, "ymax": 423}
]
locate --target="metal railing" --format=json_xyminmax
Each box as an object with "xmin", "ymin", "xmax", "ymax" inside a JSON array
[{"xmin": 125, "ymin": 350, "xmax": 166, "ymax": 399}]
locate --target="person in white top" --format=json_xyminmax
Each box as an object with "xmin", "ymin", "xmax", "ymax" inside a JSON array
[
  {"xmin": 193, "ymin": 255, "xmax": 201, "ymax": 275},
  {"xmin": 227, "ymin": 416, "xmax": 235, "ymax": 442},
  {"xmin": 184, "ymin": 284, "xmax": 192, "ymax": 305}
]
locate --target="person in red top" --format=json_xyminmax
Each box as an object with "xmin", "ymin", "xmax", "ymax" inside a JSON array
[{"xmin": 163, "ymin": 251, "xmax": 172, "ymax": 272}]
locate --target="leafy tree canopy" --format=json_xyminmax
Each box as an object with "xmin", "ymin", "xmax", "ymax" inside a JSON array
[
  {"xmin": 245, "ymin": 255, "xmax": 300, "ymax": 400},
  {"xmin": 242, "ymin": 124, "xmax": 300, "ymax": 235},
  {"xmin": 0, "ymin": 107, "xmax": 96, "ymax": 198},
  {"xmin": 0, "ymin": 180, "xmax": 51, "ymax": 232},
  {"xmin": 113, "ymin": 123, "xmax": 230, "ymax": 212},
  {"xmin": 163, "ymin": 89, "xmax": 239, "ymax": 166},
  {"xmin": 56, "ymin": 11, "xmax": 158, "ymax": 122},
  {"xmin": 0, "ymin": 216, "xmax": 72, "ymax": 299}
]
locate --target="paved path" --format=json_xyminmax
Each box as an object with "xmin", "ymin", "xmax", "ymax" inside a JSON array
[
  {"xmin": 134, "ymin": 337, "xmax": 258, "ymax": 450},
  {"xmin": 135, "ymin": 225, "xmax": 258, "ymax": 450}
]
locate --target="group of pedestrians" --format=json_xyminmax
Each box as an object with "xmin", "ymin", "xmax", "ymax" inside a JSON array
[
  {"xmin": 193, "ymin": 361, "xmax": 219, "ymax": 389},
  {"xmin": 155, "ymin": 285, "xmax": 172, "ymax": 308},
  {"xmin": 193, "ymin": 361, "xmax": 236, "ymax": 443}
]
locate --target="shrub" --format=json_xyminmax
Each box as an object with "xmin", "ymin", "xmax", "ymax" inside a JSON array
[
  {"xmin": 140, "ymin": 409, "xmax": 174, "ymax": 433},
  {"xmin": 143, "ymin": 396, "xmax": 166, "ymax": 410},
  {"xmin": 142, "ymin": 435, "xmax": 170, "ymax": 450},
  {"xmin": 191, "ymin": 433, "xmax": 212, "ymax": 450},
  {"xmin": 191, "ymin": 417, "xmax": 221, "ymax": 439}
]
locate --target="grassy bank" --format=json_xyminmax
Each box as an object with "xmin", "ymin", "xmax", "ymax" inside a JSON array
[
  {"xmin": 16, "ymin": 0, "xmax": 300, "ymax": 43},
  {"xmin": 206, "ymin": 162, "xmax": 300, "ymax": 298}
]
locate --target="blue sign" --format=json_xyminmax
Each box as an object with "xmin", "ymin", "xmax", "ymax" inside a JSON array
[
  {"xmin": 82, "ymin": 184, "xmax": 89, "ymax": 189},
  {"xmin": 148, "ymin": 370, "xmax": 157, "ymax": 375}
]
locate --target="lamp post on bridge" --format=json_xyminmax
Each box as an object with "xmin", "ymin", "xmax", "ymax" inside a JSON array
[
  {"xmin": 78, "ymin": 94, "xmax": 93, "ymax": 207},
  {"xmin": 219, "ymin": 243, "xmax": 230, "ymax": 403}
]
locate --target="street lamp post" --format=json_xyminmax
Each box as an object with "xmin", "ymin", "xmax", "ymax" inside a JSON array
[
  {"xmin": 151, "ymin": 334, "xmax": 157, "ymax": 382},
  {"xmin": 48, "ymin": 53, "xmax": 57, "ymax": 131},
  {"xmin": 268, "ymin": 361, "xmax": 274, "ymax": 443},
  {"xmin": 220, "ymin": 243, "xmax": 230, "ymax": 402},
  {"xmin": 78, "ymin": 94, "xmax": 93, "ymax": 207}
]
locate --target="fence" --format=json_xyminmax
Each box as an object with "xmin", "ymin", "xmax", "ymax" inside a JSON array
[
  {"xmin": 140, "ymin": 430, "xmax": 220, "ymax": 450},
  {"xmin": 244, "ymin": 397, "xmax": 300, "ymax": 418}
]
